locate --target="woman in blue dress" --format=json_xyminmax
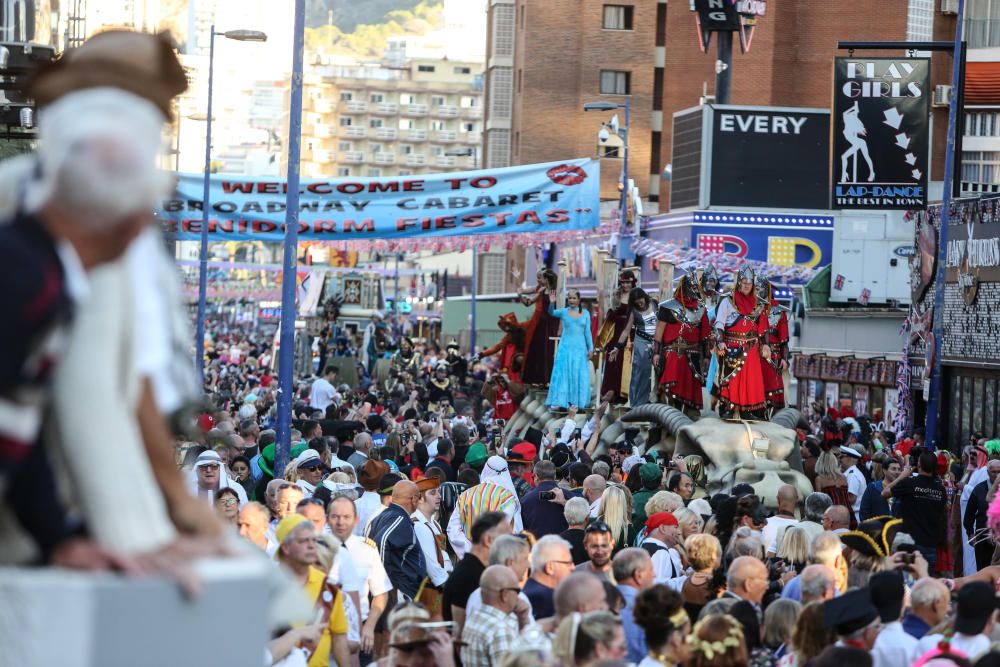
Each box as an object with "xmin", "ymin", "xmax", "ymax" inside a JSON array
[{"xmin": 547, "ymin": 289, "xmax": 593, "ymax": 410}]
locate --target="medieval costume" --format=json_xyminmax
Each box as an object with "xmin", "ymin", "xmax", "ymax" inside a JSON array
[
  {"xmin": 714, "ymin": 265, "xmax": 769, "ymax": 420},
  {"xmin": 427, "ymin": 361, "xmax": 454, "ymax": 406},
  {"xmin": 612, "ymin": 288, "xmax": 658, "ymax": 408},
  {"xmin": 445, "ymin": 339, "xmax": 468, "ymax": 386},
  {"xmin": 479, "ymin": 312, "xmax": 528, "ymax": 383},
  {"xmin": 596, "ymin": 268, "xmax": 637, "ymax": 403},
  {"xmin": 519, "ymin": 269, "xmax": 559, "ymax": 385},
  {"xmin": 546, "ymin": 291, "xmax": 593, "ymax": 410},
  {"xmin": 700, "ymin": 265, "xmax": 722, "ymax": 397},
  {"xmin": 656, "ymin": 274, "xmax": 711, "ymax": 411},
  {"xmin": 756, "ymin": 275, "xmax": 789, "ymax": 412},
  {"xmin": 391, "ymin": 336, "xmax": 423, "ymax": 384}
]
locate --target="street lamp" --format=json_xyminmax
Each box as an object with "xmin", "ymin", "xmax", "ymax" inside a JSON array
[
  {"xmin": 444, "ymin": 146, "xmax": 480, "ymax": 353},
  {"xmin": 584, "ymin": 99, "xmax": 630, "ymax": 259},
  {"xmin": 195, "ymin": 25, "xmax": 267, "ymax": 382}
]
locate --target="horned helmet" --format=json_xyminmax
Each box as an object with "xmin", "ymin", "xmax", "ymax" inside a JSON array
[{"xmin": 736, "ymin": 264, "xmax": 756, "ymax": 289}]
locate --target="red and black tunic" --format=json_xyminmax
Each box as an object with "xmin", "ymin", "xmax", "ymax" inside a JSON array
[
  {"xmin": 715, "ymin": 290, "xmax": 768, "ymax": 416},
  {"xmin": 657, "ymin": 298, "xmax": 710, "ymax": 410},
  {"xmin": 760, "ymin": 300, "xmax": 789, "ymax": 410}
]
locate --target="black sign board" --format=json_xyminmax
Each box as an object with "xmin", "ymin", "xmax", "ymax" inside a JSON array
[
  {"xmin": 710, "ymin": 106, "xmax": 830, "ymax": 209},
  {"xmin": 831, "ymin": 57, "xmax": 930, "ymax": 209}
]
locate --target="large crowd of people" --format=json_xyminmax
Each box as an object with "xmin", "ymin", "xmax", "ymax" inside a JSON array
[{"xmin": 6, "ymin": 25, "xmax": 1000, "ymax": 667}]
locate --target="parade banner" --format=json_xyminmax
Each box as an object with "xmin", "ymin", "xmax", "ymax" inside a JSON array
[
  {"xmin": 158, "ymin": 158, "xmax": 600, "ymax": 241},
  {"xmin": 832, "ymin": 57, "xmax": 930, "ymax": 209}
]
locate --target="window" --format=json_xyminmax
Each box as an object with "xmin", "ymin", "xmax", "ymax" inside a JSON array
[
  {"xmin": 463, "ymin": 122, "xmax": 477, "ymax": 132},
  {"xmin": 418, "ymin": 64, "xmax": 435, "ymax": 72},
  {"xmin": 400, "ymin": 145, "xmax": 413, "ymax": 154},
  {"xmin": 371, "ymin": 143, "xmax": 383, "ymax": 153},
  {"xmin": 336, "ymin": 167, "xmax": 351, "ymax": 177},
  {"xmin": 400, "ymin": 93, "xmax": 416, "ymax": 105},
  {"xmin": 965, "ymin": 112, "xmax": 1000, "ymax": 137},
  {"xmin": 431, "ymin": 95, "xmax": 446, "ymax": 106},
  {"xmin": 399, "ymin": 170, "xmax": 412, "ymax": 176},
  {"xmin": 338, "ymin": 141, "xmax": 351, "ymax": 151},
  {"xmin": 460, "ymin": 96, "xmax": 478, "ymax": 108},
  {"xmin": 431, "ymin": 120, "xmax": 445, "ymax": 131},
  {"xmin": 602, "ymin": 5, "xmax": 634, "ymax": 30},
  {"xmin": 339, "ymin": 92, "xmax": 353, "ymax": 101},
  {"xmin": 399, "ymin": 118, "xmax": 415, "ymax": 130},
  {"xmin": 600, "ymin": 70, "xmax": 631, "ymax": 95},
  {"xmin": 961, "ymin": 151, "xmax": 1000, "ymax": 184},
  {"xmin": 431, "ymin": 146, "xmax": 444, "ymax": 156},
  {"xmin": 454, "ymin": 66, "xmax": 471, "ymax": 74},
  {"xmin": 370, "ymin": 93, "xmax": 384, "ymax": 103},
  {"xmin": 339, "ymin": 117, "xmax": 353, "ymax": 127},
  {"xmin": 369, "ymin": 118, "xmax": 384, "ymax": 128},
  {"xmin": 367, "ymin": 168, "xmax": 382, "ymax": 177}
]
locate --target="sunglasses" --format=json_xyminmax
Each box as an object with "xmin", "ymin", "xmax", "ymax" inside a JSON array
[
  {"xmin": 301, "ymin": 464, "xmax": 323, "ymax": 472},
  {"xmin": 586, "ymin": 521, "xmax": 612, "ymax": 534},
  {"xmin": 216, "ymin": 497, "xmax": 238, "ymax": 507}
]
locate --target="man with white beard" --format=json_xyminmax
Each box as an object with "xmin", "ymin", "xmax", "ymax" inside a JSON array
[{"xmin": 0, "ymin": 30, "xmax": 225, "ymax": 573}]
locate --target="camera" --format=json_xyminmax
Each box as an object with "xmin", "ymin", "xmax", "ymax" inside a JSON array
[
  {"xmin": 900, "ymin": 552, "xmax": 916, "ymax": 565},
  {"xmin": 540, "ymin": 491, "xmax": 556, "ymax": 501},
  {"xmin": 495, "ymin": 418, "xmax": 507, "ymax": 429}
]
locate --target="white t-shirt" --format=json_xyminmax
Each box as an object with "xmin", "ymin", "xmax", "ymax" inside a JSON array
[
  {"xmin": 762, "ymin": 515, "xmax": 799, "ymax": 555},
  {"xmin": 845, "ymin": 465, "xmax": 867, "ymax": 515},
  {"xmin": 345, "ymin": 534, "xmax": 393, "ymax": 620},
  {"xmin": 309, "ymin": 377, "xmax": 336, "ymax": 412},
  {"xmin": 917, "ymin": 632, "xmax": 991, "ymax": 662}
]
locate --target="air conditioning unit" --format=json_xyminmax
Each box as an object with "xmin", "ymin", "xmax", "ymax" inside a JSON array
[
  {"xmin": 933, "ymin": 84, "xmax": 952, "ymax": 107},
  {"xmin": 941, "ymin": 0, "xmax": 958, "ymax": 14}
]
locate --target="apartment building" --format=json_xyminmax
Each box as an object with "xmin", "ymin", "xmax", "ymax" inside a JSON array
[{"xmin": 300, "ymin": 58, "xmax": 484, "ymax": 179}]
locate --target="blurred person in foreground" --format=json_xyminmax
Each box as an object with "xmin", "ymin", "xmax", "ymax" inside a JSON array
[{"xmin": 0, "ymin": 29, "xmax": 226, "ymax": 576}]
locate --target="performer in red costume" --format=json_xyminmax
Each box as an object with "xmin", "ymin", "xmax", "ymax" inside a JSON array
[
  {"xmin": 655, "ymin": 274, "xmax": 711, "ymax": 411},
  {"xmin": 595, "ymin": 268, "xmax": 636, "ymax": 403},
  {"xmin": 477, "ymin": 312, "xmax": 527, "ymax": 382},
  {"xmin": 518, "ymin": 269, "xmax": 559, "ymax": 385},
  {"xmin": 714, "ymin": 265, "xmax": 770, "ymax": 420},
  {"xmin": 756, "ymin": 274, "xmax": 790, "ymax": 414}
]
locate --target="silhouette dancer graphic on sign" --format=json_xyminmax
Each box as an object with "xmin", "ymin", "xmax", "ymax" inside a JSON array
[{"xmin": 840, "ymin": 102, "xmax": 875, "ymax": 183}]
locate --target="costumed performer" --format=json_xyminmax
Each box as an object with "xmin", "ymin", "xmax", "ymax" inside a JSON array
[
  {"xmin": 546, "ymin": 289, "xmax": 593, "ymax": 410},
  {"xmin": 518, "ymin": 268, "xmax": 559, "ymax": 385},
  {"xmin": 609, "ymin": 287, "xmax": 658, "ymax": 408},
  {"xmin": 714, "ymin": 265, "xmax": 770, "ymax": 420},
  {"xmin": 595, "ymin": 267, "xmax": 636, "ymax": 404},
  {"xmin": 655, "ymin": 273, "xmax": 711, "ymax": 412},
  {"xmin": 756, "ymin": 274, "xmax": 789, "ymax": 413}
]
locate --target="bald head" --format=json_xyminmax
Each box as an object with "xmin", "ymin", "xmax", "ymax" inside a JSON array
[
  {"xmin": 392, "ymin": 480, "xmax": 420, "ymax": 514},
  {"xmin": 583, "ymin": 474, "xmax": 607, "ymax": 503},
  {"xmin": 727, "ymin": 555, "xmax": 769, "ymax": 604},
  {"xmin": 799, "ymin": 564, "xmax": 836, "ymax": 604},
  {"xmin": 554, "ymin": 571, "xmax": 608, "ymax": 618},
  {"xmin": 823, "ymin": 505, "xmax": 850, "ymax": 531},
  {"xmin": 776, "ymin": 485, "xmax": 798, "ymax": 512},
  {"xmin": 480, "ymin": 564, "xmax": 519, "ymax": 610}
]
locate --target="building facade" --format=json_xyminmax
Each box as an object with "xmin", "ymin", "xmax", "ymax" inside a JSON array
[{"xmin": 300, "ymin": 58, "xmax": 483, "ymax": 179}]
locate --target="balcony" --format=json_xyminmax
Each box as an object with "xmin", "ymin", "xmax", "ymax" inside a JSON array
[
  {"xmin": 340, "ymin": 100, "xmax": 369, "ymax": 114},
  {"xmin": 433, "ymin": 155, "xmax": 456, "ymax": 168},
  {"xmin": 433, "ymin": 104, "xmax": 459, "ymax": 118},
  {"xmin": 314, "ymin": 123, "xmax": 335, "ymax": 139},
  {"xmin": 402, "ymin": 128, "xmax": 427, "ymax": 141},
  {"xmin": 313, "ymin": 149, "xmax": 334, "ymax": 163},
  {"xmin": 314, "ymin": 99, "xmax": 334, "ymax": 114},
  {"xmin": 431, "ymin": 130, "xmax": 458, "ymax": 143},
  {"xmin": 460, "ymin": 106, "xmax": 482, "ymax": 118},
  {"xmin": 374, "ymin": 127, "xmax": 398, "ymax": 140},
  {"xmin": 343, "ymin": 126, "xmax": 368, "ymax": 139},
  {"xmin": 340, "ymin": 151, "xmax": 364, "ymax": 164},
  {"xmin": 461, "ymin": 132, "xmax": 483, "ymax": 145},
  {"xmin": 373, "ymin": 153, "xmax": 397, "ymax": 165},
  {"xmin": 372, "ymin": 102, "xmax": 399, "ymax": 115},
  {"xmin": 402, "ymin": 103, "xmax": 428, "ymax": 117},
  {"xmin": 405, "ymin": 154, "xmax": 427, "ymax": 166}
]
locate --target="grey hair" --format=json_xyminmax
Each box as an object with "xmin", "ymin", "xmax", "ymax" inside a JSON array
[
  {"xmin": 809, "ymin": 532, "xmax": 843, "ymax": 566},
  {"xmin": 611, "ymin": 547, "xmax": 650, "ymax": 582},
  {"xmin": 804, "ymin": 492, "xmax": 833, "ymax": 521},
  {"xmin": 490, "ymin": 534, "xmax": 530, "ymax": 567},
  {"xmin": 799, "ymin": 565, "xmax": 835, "ymax": 603},
  {"xmin": 564, "ymin": 497, "xmax": 590, "ymax": 526},
  {"xmin": 911, "ymin": 578, "xmax": 949, "ymax": 608},
  {"xmin": 531, "ymin": 535, "xmax": 573, "ymax": 571},
  {"xmin": 592, "ymin": 461, "xmax": 611, "ymax": 479}
]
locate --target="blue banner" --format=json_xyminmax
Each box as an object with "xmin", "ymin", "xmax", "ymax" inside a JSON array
[{"xmin": 158, "ymin": 158, "xmax": 600, "ymax": 241}]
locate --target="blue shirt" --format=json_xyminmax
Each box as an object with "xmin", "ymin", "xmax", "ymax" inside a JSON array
[
  {"xmin": 902, "ymin": 612, "xmax": 931, "ymax": 639},
  {"xmin": 781, "ymin": 574, "xmax": 802, "ymax": 601},
  {"xmin": 618, "ymin": 584, "xmax": 646, "ymax": 664},
  {"xmin": 523, "ymin": 577, "xmax": 555, "ymax": 620}
]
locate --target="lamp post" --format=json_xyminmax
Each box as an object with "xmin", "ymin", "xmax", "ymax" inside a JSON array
[
  {"xmin": 273, "ymin": 0, "xmax": 307, "ymax": 476},
  {"xmin": 584, "ymin": 100, "xmax": 630, "ymax": 260},
  {"xmin": 195, "ymin": 26, "xmax": 267, "ymax": 381},
  {"xmin": 445, "ymin": 146, "xmax": 480, "ymax": 353}
]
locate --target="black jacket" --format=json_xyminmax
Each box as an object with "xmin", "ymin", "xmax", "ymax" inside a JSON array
[{"xmin": 366, "ymin": 502, "xmax": 425, "ymax": 599}]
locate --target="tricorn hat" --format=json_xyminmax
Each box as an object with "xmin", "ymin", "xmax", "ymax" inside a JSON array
[
  {"xmin": 23, "ymin": 30, "xmax": 188, "ymax": 120},
  {"xmin": 839, "ymin": 516, "xmax": 903, "ymax": 559}
]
